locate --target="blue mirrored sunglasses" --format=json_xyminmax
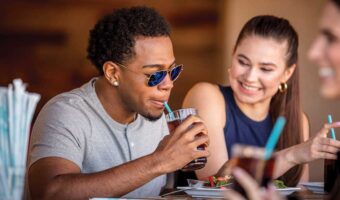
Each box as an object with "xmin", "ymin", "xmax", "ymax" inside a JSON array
[{"xmin": 116, "ymin": 63, "xmax": 184, "ymax": 87}]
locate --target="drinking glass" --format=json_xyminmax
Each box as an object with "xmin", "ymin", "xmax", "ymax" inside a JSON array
[
  {"xmin": 231, "ymin": 144, "xmax": 276, "ymax": 196},
  {"xmin": 324, "ymin": 151, "xmax": 340, "ymax": 193},
  {"xmin": 165, "ymin": 108, "xmax": 207, "ymax": 171}
]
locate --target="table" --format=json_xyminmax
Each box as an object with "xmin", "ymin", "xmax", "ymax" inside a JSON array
[{"xmin": 160, "ymin": 189, "xmax": 328, "ymax": 200}]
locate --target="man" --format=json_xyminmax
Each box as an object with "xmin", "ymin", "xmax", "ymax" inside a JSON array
[{"xmin": 27, "ymin": 6, "xmax": 209, "ymax": 199}]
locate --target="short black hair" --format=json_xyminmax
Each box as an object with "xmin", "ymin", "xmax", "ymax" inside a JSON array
[{"xmin": 87, "ymin": 6, "xmax": 171, "ymax": 74}]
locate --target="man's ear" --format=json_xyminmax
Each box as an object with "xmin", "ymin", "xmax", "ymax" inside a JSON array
[
  {"xmin": 103, "ymin": 61, "xmax": 120, "ymax": 84},
  {"xmin": 282, "ymin": 64, "xmax": 296, "ymax": 83}
]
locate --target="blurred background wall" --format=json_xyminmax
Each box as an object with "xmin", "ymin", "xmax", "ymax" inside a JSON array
[{"xmin": 1, "ymin": 0, "xmax": 339, "ymax": 181}]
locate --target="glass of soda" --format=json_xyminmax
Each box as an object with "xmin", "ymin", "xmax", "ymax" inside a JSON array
[
  {"xmin": 165, "ymin": 108, "xmax": 207, "ymax": 171},
  {"xmin": 324, "ymin": 151, "xmax": 340, "ymax": 193},
  {"xmin": 231, "ymin": 144, "xmax": 276, "ymax": 197}
]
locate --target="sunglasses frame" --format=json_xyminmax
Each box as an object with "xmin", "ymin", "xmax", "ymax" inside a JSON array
[{"xmin": 115, "ymin": 62, "xmax": 184, "ymax": 87}]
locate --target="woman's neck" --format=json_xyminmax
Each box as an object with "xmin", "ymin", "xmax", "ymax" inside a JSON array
[{"xmin": 233, "ymin": 97, "xmax": 270, "ymax": 121}]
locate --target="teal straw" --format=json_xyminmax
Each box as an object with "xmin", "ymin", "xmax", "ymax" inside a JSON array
[
  {"xmin": 163, "ymin": 102, "xmax": 174, "ymax": 120},
  {"xmin": 328, "ymin": 115, "xmax": 336, "ymax": 140},
  {"xmin": 163, "ymin": 102, "xmax": 172, "ymax": 113},
  {"xmin": 264, "ymin": 116, "xmax": 286, "ymax": 160}
]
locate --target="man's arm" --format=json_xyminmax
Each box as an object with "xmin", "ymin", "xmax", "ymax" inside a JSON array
[
  {"xmin": 29, "ymin": 154, "xmax": 163, "ymax": 199},
  {"xmin": 28, "ymin": 115, "xmax": 209, "ymax": 199}
]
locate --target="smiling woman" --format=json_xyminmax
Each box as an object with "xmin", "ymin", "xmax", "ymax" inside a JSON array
[
  {"xmin": 183, "ymin": 15, "xmax": 306, "ymax": 186},
  {"xmin": 184, "ymin": 13, "xmax": 340, "ymax": 189},
  {"xmin": 308, "ymin": 0, "xmax": 340, "ymax": 99}
]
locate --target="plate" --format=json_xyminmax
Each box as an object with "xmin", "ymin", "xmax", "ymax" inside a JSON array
[
  {"xmin": 177, "ymin": 187, "xmax": 227, "ymax": 198},
  {"xmin": 177, "ymin": 186, "xmax": 301, "ymax": 198},
  {"xmin": 276, "ymin": 187, "xmax": 302, "ymax": 195},
  {"xmin": 300, "ymin": 182, "xmax": 324, "ymax": 194}
]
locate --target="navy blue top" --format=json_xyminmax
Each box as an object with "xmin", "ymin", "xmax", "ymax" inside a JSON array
[{"xmin": 219, "ymin": 86, "xmax": 272, "ymax": 158}]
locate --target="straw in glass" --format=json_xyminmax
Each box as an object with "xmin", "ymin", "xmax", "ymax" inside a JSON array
[
  {"xmin": 163, "ymin": 102, "xmax": 174, "ymax": 120},
  {"xmin": 328, "ymin": 115, "xmax": 336, "ymax": 140},
  {"xmin": 264, "ymin": 116, "xmax": 286, "ymax": 160}
]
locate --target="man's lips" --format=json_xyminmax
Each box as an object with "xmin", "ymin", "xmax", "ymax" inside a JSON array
[{"xmin": 150, "ymin": 99, "xmax": 168, "ymax": 108}]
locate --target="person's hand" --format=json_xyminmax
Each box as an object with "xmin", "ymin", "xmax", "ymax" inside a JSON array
[
  {"xmin": 291, "ymin": 121, "xmax": 340, "ymax": 164},
  {"xmin": 224, "ymin": 167, "xmax": 284, "ymax": 200},
  {"xmin": 154, "ymin": 115, "xmax": 210, "ymax": 173}
]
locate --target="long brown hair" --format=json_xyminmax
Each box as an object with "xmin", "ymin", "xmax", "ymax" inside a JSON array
[
  {"xmin": 234, "ymin": 15, "xmax": 303, "ymax": 186},
  {"xmin": 332, "ymin": 0, "xmax": 340, "ymax": 7}
]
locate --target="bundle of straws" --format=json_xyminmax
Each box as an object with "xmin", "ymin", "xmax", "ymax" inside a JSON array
[{"xmin": 0, "ymin": 79, "xmax": 40, "ymax": 199}]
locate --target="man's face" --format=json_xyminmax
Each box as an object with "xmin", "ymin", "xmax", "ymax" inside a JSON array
[
  {"xmin": 308, "ymin": 2, "xmax": 340, "ymax": 99},
  {"xmin": 117, "ymin": 36, "xmax": 176, "ymax": 121}
]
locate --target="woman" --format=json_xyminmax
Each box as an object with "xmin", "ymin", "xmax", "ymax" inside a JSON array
[
  {"xmin": 308, "ymin": 0, "xmax": 340, "ymax": 99},
  {"xmin": 308, "ymin": 0, "xmax": 340, "ymax": 199},
  {"xmin": 183, "ymin": 15, "xmax": 340, "ymax": 186},
  {"xmin": 226, "ymin": 1, "xmax": 340, "ymax": 199}
]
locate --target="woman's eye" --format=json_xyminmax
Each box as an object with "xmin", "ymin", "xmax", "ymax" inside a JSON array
[
  {"xmin": 238, "ymin": 59, "xmax": 250, "ymax": 66},
  {"xmin": 261, "ymin": 68, "xmax": 273, "ymax": 72},
  {"xmin": 326, "ymin": 34, "xmax": 336, "ymax": 43}
]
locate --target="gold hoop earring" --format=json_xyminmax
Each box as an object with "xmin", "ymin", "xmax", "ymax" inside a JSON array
[
  {"xmin": 278, "ymin": 82, "xmax": 288, "ymax": 93},
  {"xmin": 112, "ymin": 81, "xmax": 119, "ymax": 87}
]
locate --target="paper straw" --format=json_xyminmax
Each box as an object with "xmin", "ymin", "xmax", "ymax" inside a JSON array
[
  {"xmin": 264, "ymin": 116, "xmax": 286, "ymax": 160},
  {"xmin": 328, "ymin": 115, "xmax": 336, "ymax": 140},
  {"xmin": 7, "ymin": 84, "xmax": 13, "ymax": 167},
  {"xmin": 0, "ymin": 79, "xmax": 40, "ymax": 198}
]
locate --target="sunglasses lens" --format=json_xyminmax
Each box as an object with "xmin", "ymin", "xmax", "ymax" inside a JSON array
[
  {"xmin": 170, "ymin": 65, "xmax": 182, "ymax": 81},
  {"xmin": 148, "ymin": 71, "xmax": 167, "ymax": 86}
]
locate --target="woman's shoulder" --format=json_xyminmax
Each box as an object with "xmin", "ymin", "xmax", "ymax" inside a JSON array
[
  {"xmin": 183, "ymin": 82, "xmax": 226, "ymax": 120},
  {"xmin": 183, "ymin": 82, "xmax": 224, "ymax": 104},
  {"xmin": 183, "ymin": 83, "xmax": 227, "ymax": 130}
]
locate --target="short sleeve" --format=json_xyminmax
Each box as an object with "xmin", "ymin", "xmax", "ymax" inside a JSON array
[{"xmin": 28, "ymin": 96, "xmax": 90, "ymax": 169}]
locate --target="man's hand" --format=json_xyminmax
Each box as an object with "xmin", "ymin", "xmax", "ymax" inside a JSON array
[{"xmin": 153, "ymin": 115, "xmax": 210, "ymax": 173}]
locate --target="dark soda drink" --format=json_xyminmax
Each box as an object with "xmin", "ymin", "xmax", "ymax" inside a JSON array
[
  {"xmin": 231, "ymin": 144, "xmax": 276, "ymax": 197},
  {"xmin": 166, "ymin": 108, "xmax": 207, "ymax": 171},
  {"xmin": 324, "ymin": 151, "xmax": 340, "ymax": 193}
]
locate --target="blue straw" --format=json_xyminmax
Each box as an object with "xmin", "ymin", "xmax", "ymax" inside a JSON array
[
  {"xmin": 163, "ymin": 102, "xmax": 172, "ymax": 113},
  {"xmin": 328, "ymin": 115, "xmax": 336, "ymax": 140},
  {"xmin": 163, "ymin": 102, "xmax": 174, "ymax": 120},
  {"xmin": 264, "ymin": 116, "xmax": 286, "ymax": 160}
]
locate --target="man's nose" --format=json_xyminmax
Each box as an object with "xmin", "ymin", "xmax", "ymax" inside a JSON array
[{"xmin": 158, "ymin": 73, "xmax": 174, "ymax": 91}]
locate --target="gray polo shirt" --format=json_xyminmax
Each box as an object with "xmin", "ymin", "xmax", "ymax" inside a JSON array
[{"xmin": 28, "ymin": 78, "xmax": 169, "ymax": 198}]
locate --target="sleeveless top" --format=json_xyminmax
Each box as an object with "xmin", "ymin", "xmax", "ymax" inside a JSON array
[{"xmin": 219, "ymin": 86, "xmax": 273, "ymax": 158}]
